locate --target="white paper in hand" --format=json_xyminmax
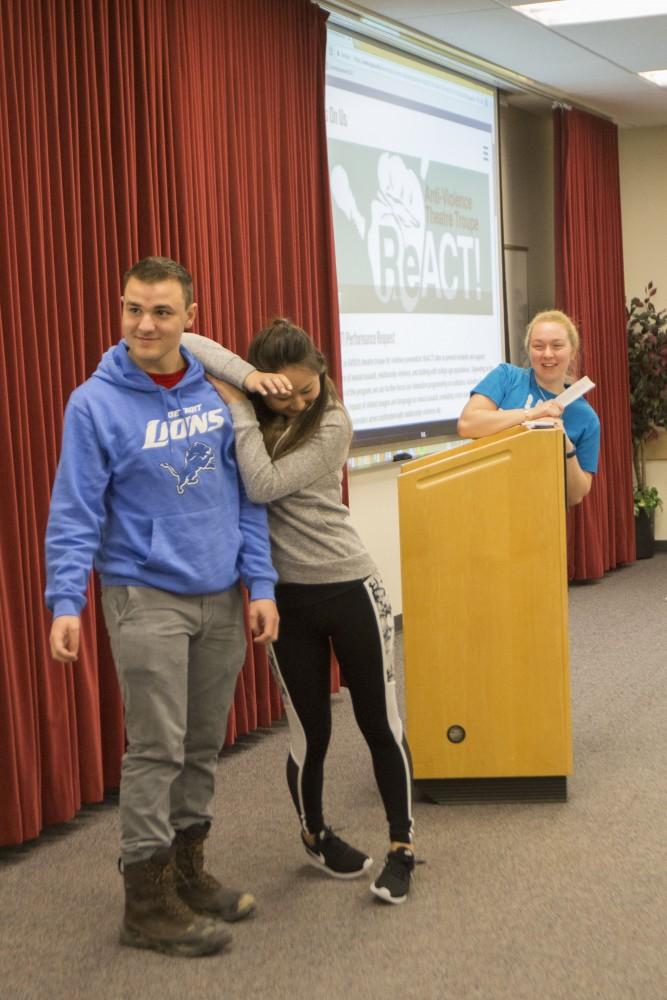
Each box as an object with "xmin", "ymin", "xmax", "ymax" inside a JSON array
[{"xmin": 555, "ymin": 376, "xmax": 595, "ymax": 408}]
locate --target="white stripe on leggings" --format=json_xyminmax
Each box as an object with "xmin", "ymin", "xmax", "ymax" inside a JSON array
[
  {"xmin": 362, "ymin": 574, "xmax": 414, "ymax": 839},
  {"xmin": 266, "ymin": 642, "xmax": 310, "ymax": 832}
]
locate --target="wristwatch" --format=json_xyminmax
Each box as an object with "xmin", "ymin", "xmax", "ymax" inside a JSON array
[{"xmin": 565, "ymin": 448, "xmax": 577, "ymax": 459}]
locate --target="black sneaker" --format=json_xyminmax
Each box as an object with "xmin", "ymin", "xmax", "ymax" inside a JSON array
[
  {"xmin": 370, "ymin": 846, "xmax": 415, "ymax": 904},
  {"xmin": 302, "ymin": 827, "xmax": 372, "ymax": 879}
]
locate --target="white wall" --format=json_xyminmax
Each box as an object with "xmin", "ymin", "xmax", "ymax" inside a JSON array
[
  {"xmin": 348, "ymin": 462, "xmax": 404, "ymax": 614},
  {"xmin": 618, "ymin": 126, "xmax": 667, "ymax": 540},
  {"xmin": 646, "ymin": 451, "xmax": 667, "ymax": 539},
  {"xmin": 618, "ymin": 127, "xmax": 667, "ymax": 297}
]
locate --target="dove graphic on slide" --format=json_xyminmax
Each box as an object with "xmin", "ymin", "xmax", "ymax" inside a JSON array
[{"xmin": 367, "ymin": 153, "xmax": 426, "ymax": 311}]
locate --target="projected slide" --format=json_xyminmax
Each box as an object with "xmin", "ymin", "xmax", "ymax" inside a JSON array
[{"xmin": 326, "ymin": 28, "xmax": 504, "ymax": 443}]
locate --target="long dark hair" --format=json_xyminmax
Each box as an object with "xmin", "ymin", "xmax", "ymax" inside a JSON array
[{"xmin": 248, "ymin": 318, "xmax": 342, "ymax": 459}]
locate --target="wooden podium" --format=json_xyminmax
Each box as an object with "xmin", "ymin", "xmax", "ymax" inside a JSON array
[{"xmin": 398, "ymin": 426, "xmax": 571, "ymax": 802}]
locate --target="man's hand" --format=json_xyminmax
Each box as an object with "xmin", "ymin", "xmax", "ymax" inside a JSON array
[
  {"xmin": 248, "ymin": 599, "xmax": 279, "ymax": 645},
  {"xmin": 243, "ymin": 371, "xmax": 293, "ymax": 397},
  {"xmin": 50, "ymin": 615, "xmax": 81, "ymax": 663}
]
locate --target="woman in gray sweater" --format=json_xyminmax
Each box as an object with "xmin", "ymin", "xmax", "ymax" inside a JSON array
[{"xmin": 183, "ymin": 320, "xmax": 415, "ymax": 904}]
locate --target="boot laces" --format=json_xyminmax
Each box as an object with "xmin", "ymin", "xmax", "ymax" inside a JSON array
[
  {"xmin": 177, "ymin": 839, "xmax": 221, "ymax": 892},
  {"xmin": 155, "ymin": 859, "xmax": 196, "ymax": 919}
]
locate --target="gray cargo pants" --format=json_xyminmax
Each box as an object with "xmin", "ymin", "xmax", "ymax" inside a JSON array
[{"xmin": 102, "ymin": 584, "xmax": 246, "ymax": 864}]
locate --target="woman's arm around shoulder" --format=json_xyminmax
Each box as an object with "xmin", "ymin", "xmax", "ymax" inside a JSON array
[
  {"xmin": 183, "ymin": 333, "xmax": 293, "ymax": 395},
  {"xmin": 181, "ymin": 332, "xmax": 254, "ymax": 389}
]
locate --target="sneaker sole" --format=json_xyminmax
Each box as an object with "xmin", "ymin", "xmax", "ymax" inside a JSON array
[
  {"xmin": 369, "ymin": 883, "xmax": 408, "ymax": 905},
  {"xmin": 304, "ymin": 853, "xmax": 373, "ymax": 880}
]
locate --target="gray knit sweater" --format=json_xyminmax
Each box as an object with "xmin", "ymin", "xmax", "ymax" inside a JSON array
[{"xmin": 182, "ymin": 333, "xmax": 376, "ymax": 584}]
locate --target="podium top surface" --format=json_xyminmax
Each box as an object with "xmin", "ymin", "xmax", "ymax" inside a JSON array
[{"xmin": 399, "ymin": 425, "xmax": 562, "ymax": 478}]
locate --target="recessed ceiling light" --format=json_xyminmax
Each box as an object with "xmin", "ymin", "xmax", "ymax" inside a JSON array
[
  {"xmin": 513, "ymin": 1, "xmax": 667, "ymax": 27},
  {"xmin": 639, "ymin": 69, "xmax": 667, "ymax": 86}
]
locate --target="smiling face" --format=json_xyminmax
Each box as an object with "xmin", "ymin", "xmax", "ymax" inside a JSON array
[
  {"xmin": 262, "ymin": 365, "xmax": 322, "ymax": 420},
  {"xmin": 528, "ymin": 320, "xmax": 576, "ymax": 392},
  {"xmin": 121, "ymin": 277, "xmax": 197, "ymax": 374}
]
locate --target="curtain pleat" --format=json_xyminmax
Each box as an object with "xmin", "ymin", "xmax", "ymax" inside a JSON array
[
  {"xmin": 0, "ymin": 0, "xmax": 339, "ymax": 845},
  {"xmin": 553, "ymin": 107, "xmax": 635, "ymax": 580}
]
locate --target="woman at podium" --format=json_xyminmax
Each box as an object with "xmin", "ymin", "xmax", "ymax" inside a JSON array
[{"xmin": 457, "ymin": 310, "xmax": 600, "ymax": 506}]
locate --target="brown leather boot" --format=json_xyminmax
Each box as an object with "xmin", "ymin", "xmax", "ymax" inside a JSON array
[
  {"xmin": 121, "ymin": 846, "xmax": 232, "ymax": 956},
  {"xmin": 174, "ymin": 823, "xmax": 256, "ymax": 923}
]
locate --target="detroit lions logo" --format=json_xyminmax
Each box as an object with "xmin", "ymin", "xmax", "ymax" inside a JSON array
[{"xmin": 160, "ymin": 441, "xmax": 215, "ymax": 494}]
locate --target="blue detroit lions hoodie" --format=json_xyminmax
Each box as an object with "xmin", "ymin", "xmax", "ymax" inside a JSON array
[{"xmin": 45, "ymin": 341, "xmax": 276, "ymax": 618}]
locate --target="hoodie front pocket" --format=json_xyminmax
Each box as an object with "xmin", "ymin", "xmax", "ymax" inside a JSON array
[{"xmin": 141, "ymin": 509, "xmax": 242, "ymax": 589}]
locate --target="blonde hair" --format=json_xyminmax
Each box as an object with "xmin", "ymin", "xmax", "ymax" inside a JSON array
[{"xmin": 523, "ymin": 310, "xmax": 580, "ymax": 355}]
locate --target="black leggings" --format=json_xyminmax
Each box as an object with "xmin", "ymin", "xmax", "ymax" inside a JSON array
[{"xmin": 268, "ymin": 576, "xmax": 413, "ymax": 844}]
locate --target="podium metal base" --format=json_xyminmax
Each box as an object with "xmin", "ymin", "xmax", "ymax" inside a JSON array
[{"xmin": 416, "ymin": 776, "xmax": 568, "ymax": 803}]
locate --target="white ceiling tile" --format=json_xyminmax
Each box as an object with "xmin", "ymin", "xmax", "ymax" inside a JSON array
[
  {"xmin": 398, "ymin": 9, "xmax": 616, "ymax": 81},
  {"xmin": 357, "ymin": 1, "xmax": 498, "ymax": 16},
  {"xmin": 348, "ymin": 1, "xmax": 667, "ymax": 124},
  {"xmin": 554, "ymin": 16, "xmax": 667, "ymax": 73}
]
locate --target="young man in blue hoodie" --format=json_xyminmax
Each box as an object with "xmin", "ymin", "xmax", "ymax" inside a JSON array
[{"xmin": 45, "ymin": 256, "xmax": 279, "ymax": 958}]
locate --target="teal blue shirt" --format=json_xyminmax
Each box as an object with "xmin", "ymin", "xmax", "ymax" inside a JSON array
[{"xmin": 471, "ymin": 363, "xmax": 600, "ymax": 473}]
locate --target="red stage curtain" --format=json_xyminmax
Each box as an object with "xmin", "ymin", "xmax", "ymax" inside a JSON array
[
  {"xmin": 553, "ymin": 107, "xmax": 635, "ymax": 580},
  {"xmin": 0, "ymin": 0, "xmax": 340, "ymax": 846}
]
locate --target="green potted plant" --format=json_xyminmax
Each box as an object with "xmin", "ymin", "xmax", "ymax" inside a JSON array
[{"xmin": 627, "ymin": 282, "xmax": 667, "ymax": 558}]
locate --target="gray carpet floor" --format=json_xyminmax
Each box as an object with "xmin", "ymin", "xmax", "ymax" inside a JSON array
[{"xmin": 1, "ymin": 554, "xmax": 665, "ymax": 1000}]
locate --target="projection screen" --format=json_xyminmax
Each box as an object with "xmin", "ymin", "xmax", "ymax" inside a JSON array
[{"xmin": 325, "ymin": 26, "xmax": 505, "ymax": 446}]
